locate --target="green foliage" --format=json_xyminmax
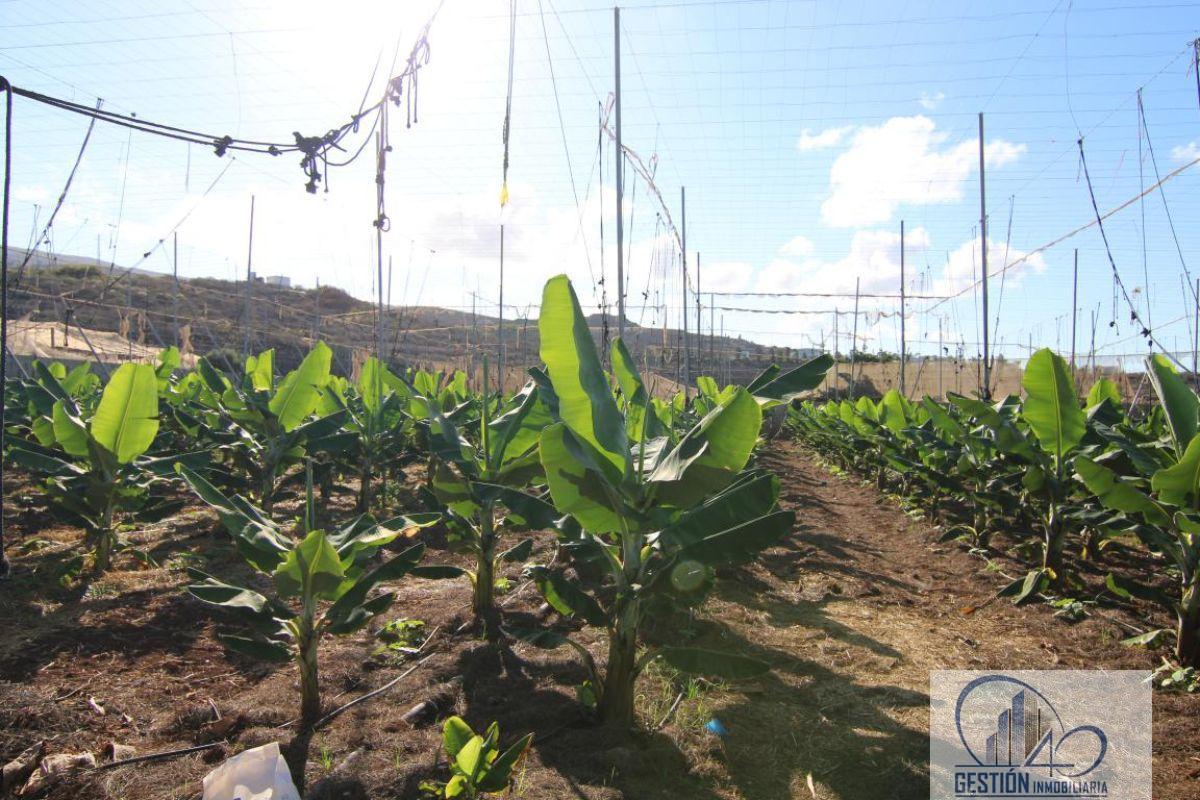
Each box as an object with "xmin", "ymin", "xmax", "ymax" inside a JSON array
[
  {"xmin": 434, "ymin": 716, "xmax": 532, "ymax": 798},
  {"xmin": 523, "ymin": 274, "xmax": 813, "ymax": 726},
  {"xmin": 181, "ymin": 466, "xmax": 435, "ymax": 727},
  {"xmin": 6, "ymin": 362, "xmax": 180, "ymax": 571}
]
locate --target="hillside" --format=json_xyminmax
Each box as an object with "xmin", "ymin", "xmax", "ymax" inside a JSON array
[{"xmin": 5, "ymin": 258, "xmax": 817, "ymax": 389}]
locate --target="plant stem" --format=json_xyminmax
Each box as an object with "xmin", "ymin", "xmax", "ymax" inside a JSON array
[
  {"xmin": 1178, "ymin": 579, "xmax": 1200, "ymax": 667},
  {"xmin": 298, "ymin": 615, "xmax": 321, "ymax": 729},
  {"xmin": 599, "ymin": 598, "xmax": 640, "ymax": 727},
  {"xmin": 473, "ymin": 504, "xmax": 498, "ymax": 640},
  {"xmin": 95, "ymin": 496, "xmax": 116, "ymax": 572}
]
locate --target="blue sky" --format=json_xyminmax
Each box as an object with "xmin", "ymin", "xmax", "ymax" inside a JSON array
[{"xmin": 3, "ymin": 0, "xmax": 1200, "ymax": 367}]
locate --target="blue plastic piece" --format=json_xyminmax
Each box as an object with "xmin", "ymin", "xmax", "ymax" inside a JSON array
[{"xmin": 705, "ymin": 718, "xmax": 730, "ymax": 738}]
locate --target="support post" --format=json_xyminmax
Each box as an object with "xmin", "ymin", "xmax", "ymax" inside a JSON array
[
  {"xmin": 696, "ymin": 251, "xmax": 702, "ymax": 376},
  {"xmin": 243, "ymin": 195, "xmax": 255, "ymax": 358},
  {"xmin": 1070, "ymin": 249, "xmax": 1078, "ymax": 377},
  {"xmin": 172, "ymin": 231, "xmax": 179, "ymax": 347},
  {"xmin": 681, "ymin": 186, "xmax": 689, "ymax": 386},
  {"xmin": 899, "ymin": 219, "xmax": 906, "ymax": 396},
  {"xmin": 938, "ymin": 317, "xmax": 944, "ymax": 399},
  {"xmin": 499, "ymin": 224, "xmax": 505, "ymax": 394},
  {"xmin": 1194, "ymin": 278, "xmax": 1199, "ymax": 389},
  {"xmin": 613, "ymin": 5, "xmax": 625, "ymax": 340},
  {"xmin": 978, "ymin": 113, "xmax": 991, "ymax": 399},
  {"xmin": 849, "ymin": 278, "xmax": 860, "ymax": 397},
  {"xmin": 833, "ymin": 310, "xmax": 839, "ymax": 400}
]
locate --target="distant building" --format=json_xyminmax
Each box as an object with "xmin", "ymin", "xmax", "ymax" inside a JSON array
[{"xmin": 264, "ymin": 275, "xmax": 292, "ymax": 288}]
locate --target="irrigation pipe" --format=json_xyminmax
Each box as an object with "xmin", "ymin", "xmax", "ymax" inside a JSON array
[{"xmin": 92, "ymin": 743, "xmax": 223, "ymax": 772}]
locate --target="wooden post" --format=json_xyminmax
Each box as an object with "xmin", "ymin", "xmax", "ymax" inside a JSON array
[
  {"xmin": 833, "ymin": 309, "xmax": 839, "ymax": 400},
  {"xmin": 938, "ymin": 317, "xmax": 944, "ymax": 399}
]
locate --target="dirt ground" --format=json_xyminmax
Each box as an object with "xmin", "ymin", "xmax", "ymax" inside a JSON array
[{"xmin": 1, "ymin": 440, "xmax": 1196, "ymax": 799}]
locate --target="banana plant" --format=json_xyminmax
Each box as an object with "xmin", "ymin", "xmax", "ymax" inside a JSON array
[
  {"xmin": 320, "ymin": 357, "xmax": 415, "ymax": 513},
  {"xmin": 1075, "ymin": 355, "xmax": 1200, "ymax": 666},
  {"xmin": 191, "ymin": 343, "xmax": 344, "ymax": 512},
  {"xmin": 420, "ymin": 359, "xmax": 561, "ymax": 638},
  {"xmin": 178, "ymin": 464, "xmax": 437, "ymax": 728},
  {"xmin": 1014, "ymin": 348, "xmax": 1088, "ymax": 591},
  {"xmin": 519, "ymin": 275, "xmax": 804, "ymax": 727},
  {"xmin": 436, "ymin": 716, "xmax": 532, "ymax": 798},
  {"xmin": 6, "ymin": 362, "xmax": 176, "ymax": 572}
]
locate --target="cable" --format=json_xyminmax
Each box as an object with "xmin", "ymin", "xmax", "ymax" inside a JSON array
[
  {"xmin": 14, "ymin": 97, "xmax": 101, "ymax": 285},
  {"xmin": 1077, "ymin": 136, "xmax": 1186, "ymax": 370}
]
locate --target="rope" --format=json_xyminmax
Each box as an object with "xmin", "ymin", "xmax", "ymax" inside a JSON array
[
  {"xmin": 1077, "ymin": 137, "xmax": 1187, "ymax": 371},
  {"xmin": 500, "ymin": 0, "xmax": 517, "ymax": 207},
  {"xmin": 14, "ymin": 97, "xmax": 101, "ymax": 286}
]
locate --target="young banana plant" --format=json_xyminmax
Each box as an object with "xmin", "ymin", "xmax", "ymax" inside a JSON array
[
  {"xmin": 191, "ymin": 343, "xmax": 345, "ymax": 512},
  {"xmin": 319, "ymin": 357, "xmax": 414, "ymax": 513},
  {"xmin": 1076, "ymin": 355, "xmax": 1200, "ymax": 667},
  {"xmin": 437, "ymin": 716, "xmax": 533, "ymax": 799},
  {"xmin": 7, "ymin": 362, "xmax": 182, "ymax": 572},
  {"xmin": 420, "ymin": 359, "xmax": 561, "ymax": 639},
  {"xmin": 177, "ymin": 464, "xmax": 438, "ymax": 728},
  {"xmin": 519, "ymin": 275, "xmax": 808, "ymax": 727}
]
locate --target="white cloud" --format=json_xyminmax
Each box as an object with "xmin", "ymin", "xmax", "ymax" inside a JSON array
[
  {"xmin": 819, "ymin": 115, "xmax": 1025, "ymax": 228},
  {"xmin": 778, "ymin": 235, "xmax": 814, "ymax": 258},
  {"xmin": 918, "ymin": 91, "xmax": 946, "ymax": 111},
  {"xmin": 797, "ymin": 126, "xmax": 853, "ymax": 152},
  {"xmin": 1172, "ymin": 141, "xmax": 1200, "ymax": 162},
  {"xmin": 933, "ymin": 235, "xmax": 1047, "ymax": 296}
]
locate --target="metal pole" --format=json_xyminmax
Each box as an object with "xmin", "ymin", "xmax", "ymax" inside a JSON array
[
  {"xmin": 938, "ymin": 317, "xmax": 944, "ymax": 399},
  {"xmin": 899, "ymin": 219, "xmax": 906, "ymax": 396},
  {"xmin": 681, "ymin": 186, "xmax": 689, "ymax": 386},
  {"xmin": 709, "ymin": 291, "xmax": 715, "ymax": 368},
  {"xmin": 833, "ymin": 310, "xmax": 839, "ymax": 400},
  {"xmin": 384, "ymin": 255, "xmax": 392, "ymax": 364},
  {"xmin": 499, "ymin": 224, "xmax": 505, "ymax": 394},
  {"xmin": 978, "ymin": 113, "xmax": 991, "ymax": 399},
  {"xmin": 1070, "ymin": 249, "xmax": 1078, "ymax": 375},
  {"xmin": 1, "ymin": 80, "xmax": 11, "ymax": 578},
  {"xmin": 243, "ymin": 195, "xmax": 255, "ymax": 358},
  {"xmin": 613, "ymin": 5, "xmax": 625, "ymax": 340},
  {"xmin": 172, "ymin": 231, "xmax": 179, "ymax": 347},
  {"xmin": 1185, "ymin": 278, "xmax": 1195, "ymax": 388},
  {"xmin": 695, "ymin": 251, "xmax": 702, "ymax": 376},
  {"xmin": 849, "ymin": 278, "xmax": 860, "ymax": 397}
]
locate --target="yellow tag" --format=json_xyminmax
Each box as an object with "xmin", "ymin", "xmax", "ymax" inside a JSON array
[{"xmin": 499, "ymin": 183, "xmax": 509, "ymax": 207}]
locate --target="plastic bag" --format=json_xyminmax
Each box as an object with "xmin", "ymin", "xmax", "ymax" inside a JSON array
[{"xmin": 201, "ymin": 742, "xmax": 300, "ymax": 800}]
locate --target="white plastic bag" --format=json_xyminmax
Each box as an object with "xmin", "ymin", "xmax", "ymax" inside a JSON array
[{"xmin": 201, "ymin": 742, "xmax": 300, "ymax": 800}]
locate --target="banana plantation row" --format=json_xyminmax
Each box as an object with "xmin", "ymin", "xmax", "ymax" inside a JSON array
[
  {"xmin": 790, "ymin": 349, "xmax": 1200, "ymax": 673},
  {"xmin": 2, "ymin": 274, "xmax": 832, "ymax": 762}
]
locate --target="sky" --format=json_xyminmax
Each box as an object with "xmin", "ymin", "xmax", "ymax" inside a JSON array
[{"xmin": 3, "ymin": 0, "xmax": 1200, "ymax": 368}]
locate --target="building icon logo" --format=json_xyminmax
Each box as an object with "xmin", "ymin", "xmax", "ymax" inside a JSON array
[{"xmin": 930, "ymin": 671, "xmax": 1150, "ymax": 800}]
